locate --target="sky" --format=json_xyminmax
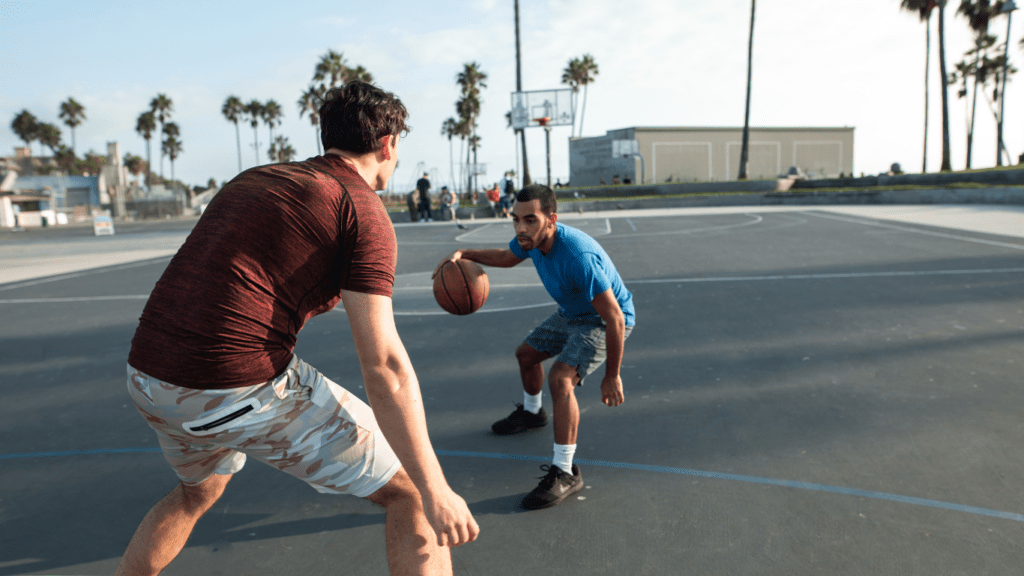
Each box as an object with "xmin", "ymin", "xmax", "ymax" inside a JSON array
[{"xmin": 1, "ymin": 0, "xmax": 1021, "ymax": 192}]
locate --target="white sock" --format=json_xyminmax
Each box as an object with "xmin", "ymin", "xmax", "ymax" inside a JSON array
[
  {"xmin": 553, "ymin": 443, "xmax": 576, "ymax": 475},
  {"xmin": 523, "ymin": 391, "xmax": 543, "ymax": 414}
]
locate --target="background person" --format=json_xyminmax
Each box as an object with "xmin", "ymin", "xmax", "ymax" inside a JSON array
[
  {"xmin": 416, "ymin": 171, "xmax": 433, "ymax": 222},
  {"xmin": 117, "ymin": 81, "xmax": 478, "ymax": 576},
  {"xmin": 440, "ymin": 185, "xmax": 467, "ymax": 230},
  {"xmin": 432, "ymin": 184, "xmax": 635, "ymax": 510}
]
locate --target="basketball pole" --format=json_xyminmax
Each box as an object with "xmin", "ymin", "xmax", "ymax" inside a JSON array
[{"xmin": 545, "ymin": 125, "xmax": 552, "ymax": 187}]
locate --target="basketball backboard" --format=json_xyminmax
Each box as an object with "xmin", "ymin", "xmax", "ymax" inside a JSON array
[{"xmin": 510, "ymin": 89, "xmax": 573, "ymax": 129}]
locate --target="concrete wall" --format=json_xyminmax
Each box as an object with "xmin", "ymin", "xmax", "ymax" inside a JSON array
[{"xmin": 570, "ymin": 127, "xmax": 855, "ymax": 187}]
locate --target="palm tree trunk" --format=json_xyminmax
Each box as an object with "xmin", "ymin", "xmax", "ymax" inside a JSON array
[
  {"xmin": 739, "ymin": 0, "xmax": 756, "ymax": 180},
  {"xmin": 938, "ymin": 1, "xmax": 952, "ymax": 172},
  {"xmin": 579, "ymin": 85, "xmax": 589, "ymax": 137},
  {"xmin": 966, "ymin": 44, "xmax": 981, "ymax": 169},
  {"xmin": 923, "ymin": 13, "xmax": 931, "ymax": 173},
  {"xmin": 235, "ymin": 122, "xmax": 242, "ymax": 173},
  {"xmin": 448, "ymin": 138, "xmax": 455, "ymax": 195},
  {"xmin": 466, "ymin": 136, "xmax": 472, "ymax": 196},
  {"xmin": 145, "ymin": 139, "xmax": 152, "ymax": 187},
  {"xmin": 252, "ymin": 126, "xmax": 260, "ymax": 165}
]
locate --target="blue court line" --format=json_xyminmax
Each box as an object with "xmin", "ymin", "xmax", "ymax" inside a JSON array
[{"xmin": 6, "ymin": 447, "xmax": 1023, "ymax": 523}]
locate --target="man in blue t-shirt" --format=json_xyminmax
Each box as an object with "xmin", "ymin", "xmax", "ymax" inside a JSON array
[{"xmin": 433, "ymin": 184, "xmax": 634, "ymax": 510}]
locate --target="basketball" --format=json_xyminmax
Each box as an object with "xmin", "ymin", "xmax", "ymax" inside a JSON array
[{"xmin": 433, "ymin": 259, "xmax": 489, "ymax": 315}]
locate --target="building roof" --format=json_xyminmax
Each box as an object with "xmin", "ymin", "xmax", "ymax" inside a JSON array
[{"xmin": 627, "ymin": 126, "xmax": 855, "ymax": 133}]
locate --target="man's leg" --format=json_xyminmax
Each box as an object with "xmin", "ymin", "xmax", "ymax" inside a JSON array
[
  {"xmin": 365, "ymin": 468, "xmax": 452, "ymax": 576},
  {"xmin": 115, "ymin": 473, "xmax": 232, "ymax": 576},
  {"xmin": 515, "ymin": 342, "xmax": 549, "ymax": 396},
  {"xmin": 547, "ymin": 361, "xmax": 581, "ymax": 445}
]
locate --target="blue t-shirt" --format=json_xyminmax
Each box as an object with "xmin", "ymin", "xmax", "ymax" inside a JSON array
[{"xmin": 510, "ymin": 222, "xmax": 635, "ymax": 327}]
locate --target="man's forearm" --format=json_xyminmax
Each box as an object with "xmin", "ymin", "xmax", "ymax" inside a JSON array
[
  {"xmin": 604, "ymin": 316, "xmax": 625, "ymax": 377},
  {"xmin": 458, "ymin": 248, "xmax": 519, "ymax": 268},
  {"xmin": 362, "ymin": 360, "xmax": 447, "ymax": 494}
]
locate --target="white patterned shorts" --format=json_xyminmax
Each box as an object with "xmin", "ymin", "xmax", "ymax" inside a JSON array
[{"xmin": 126, "ymin": 355, "xmax": 401, "ymax": 498}]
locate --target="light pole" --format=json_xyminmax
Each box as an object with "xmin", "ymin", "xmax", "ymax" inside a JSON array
[{"xmin": 998, "ymin": 0, "xmax": 1017, "ymax": 166}]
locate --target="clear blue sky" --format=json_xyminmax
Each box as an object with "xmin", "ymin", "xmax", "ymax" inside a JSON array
[{"xmin": 0, "ymin": 0, "xmax": 1016, "ymax": 190}]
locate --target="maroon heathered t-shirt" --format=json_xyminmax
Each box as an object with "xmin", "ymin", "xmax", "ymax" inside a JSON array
[{"xmin": 128, "ymin": 155, "xmax": 396, "ymax": 389}]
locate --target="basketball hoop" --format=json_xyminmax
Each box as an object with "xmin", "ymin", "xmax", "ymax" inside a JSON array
[{"xmin": 534, "ymin": 117, "xmax": 551, "ymax": 127}]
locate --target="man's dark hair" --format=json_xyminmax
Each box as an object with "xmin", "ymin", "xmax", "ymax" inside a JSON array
[
  {"xmin": 515, "ymin": 183, "xmax": 557, "ymax": 214},
  {"xmin": 319, "ymin": 81, "xmax": 409, "ymax": 154}
]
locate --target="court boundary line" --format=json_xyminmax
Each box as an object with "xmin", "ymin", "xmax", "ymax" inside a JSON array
[
  {"xmin": 5, "ymin": 267, "xmax": 1024, "ymax": 305},
  {"xmin": 4, "ymin": 447, "xmax": 1022, "ymax": 523}
]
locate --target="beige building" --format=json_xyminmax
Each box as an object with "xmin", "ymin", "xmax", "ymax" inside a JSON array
[{"xmin": 569, "ymin": 126, "xmax": 855, "ymax": 186}]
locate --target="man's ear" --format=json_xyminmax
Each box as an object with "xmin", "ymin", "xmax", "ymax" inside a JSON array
[
  {"xmin": 549, "ymin": 212, "xmax": 558, "ymax": 225},
  {"xmin": 380, "ymin": 136, "xmax": 393, "ymax": 161}
]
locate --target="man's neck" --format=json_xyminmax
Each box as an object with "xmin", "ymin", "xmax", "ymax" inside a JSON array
[{"xmin": 325, "ymin": 148, "xmax": 379, "ymax": 190}]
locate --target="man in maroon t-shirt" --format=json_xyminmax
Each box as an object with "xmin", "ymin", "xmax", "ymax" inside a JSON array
[{"xmin": 116, "ymin": 82, "xmax": 478, "ymax": 576}]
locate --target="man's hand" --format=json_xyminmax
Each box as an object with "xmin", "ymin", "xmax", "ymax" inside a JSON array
[
  {"xmin": 421, "ymin": 486, "xmax": 480, "ymax": 548},
  {"xmin": 600, "ymin": 374, "xmax": 624, "ymax": 407},
  {"xmin": 432, "ymin": 250, "xmax": 462, "ymax": 279}
]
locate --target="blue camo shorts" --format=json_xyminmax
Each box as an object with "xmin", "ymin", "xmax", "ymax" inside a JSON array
[
  {"xmin": 524, "ymin": 312, "xmax": 633, "ymax": 385},
  {"xmin": 126, "ymin": 355, "xmax": 401, "ymax": 498}
]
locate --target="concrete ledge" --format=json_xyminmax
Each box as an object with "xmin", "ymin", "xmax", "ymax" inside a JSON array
[{"xmin": 386, "ymin": 186, "xmax": 1024, "ymax": 222}]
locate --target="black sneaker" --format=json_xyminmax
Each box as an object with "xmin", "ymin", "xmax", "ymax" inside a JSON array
[
  {"xmin": 522, "ymin": 464, "xmax": 583, "ymax": 510},
  {"xmin": 491, "ymin": 403, "xmax": 548, "ymax": 435}
]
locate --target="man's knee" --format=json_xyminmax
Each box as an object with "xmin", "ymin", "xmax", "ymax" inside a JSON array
[
  {"xmin": 365, "ymin": 468, "xmax": 420, "ymax": 509},
  {"xmin": 547, "ymin": 363, "xmax": 579, "ymax": 396},
  {"xmin": 515, "ymin": 343, "xmax": 546, "ymax": 367},
  {"xmin": 178, "ymin": 473, "xmax": 231, "ymax": 514}
]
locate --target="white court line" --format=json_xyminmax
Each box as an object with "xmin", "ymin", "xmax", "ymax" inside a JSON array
[
  {"xmin": 626, "ymin": 218, "xmax": 637, "ymax": 232},
  {"xmin": 0, "ymin": 295, "xmax": 150, "ymax": 304},
  {"xmin": 0, "ymin": 257, "xmax": 173, "ymax": 292},
  {"xmin": 808, "ymin": 211, "xmax": 1024, "ymax": 252},
  {"xmin": 629, "ymin": 267, "xmax": 1024, "ymax": 285},
  {"xmin": 5, "ymin": 267, "xmax": 1024, "ymax": 305}
]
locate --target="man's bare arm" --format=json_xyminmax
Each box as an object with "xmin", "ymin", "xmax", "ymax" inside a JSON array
[
  {"xmin": 592, "ymin": 288, "xmax": 626, "ymax": 407},
  {"xmin": 432, "ymin": 248, "xmax": 523, "ymax": 278},
  {"xmin": 340, "ymin": 289, "xmax": 479, "ymax": 547}
]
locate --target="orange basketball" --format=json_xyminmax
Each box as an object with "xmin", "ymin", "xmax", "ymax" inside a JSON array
[{"xmin": 433, "ymin": 259, "xmax": 489, "ymax": 315}]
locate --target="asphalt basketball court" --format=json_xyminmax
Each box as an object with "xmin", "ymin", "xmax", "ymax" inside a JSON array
[{"xmin": 2, "ymin": 204, "xmax": 1024, "ymax": 575}]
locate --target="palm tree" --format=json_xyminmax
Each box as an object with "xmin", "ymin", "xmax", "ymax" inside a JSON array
[
  {"xmin": 11, "ymin": 110, "xmax": 39, "ymax": 153},
  {"xmin": 55, "ymin": 146, "xmax": 77, "ymax": 174},
  {"xmin": 343, "ymin": 65, "xmax": 374, "ymax": 84},
  {"xmin": 938, "ymin": 0, "xmax": 953, "ymax": 171},
  {"xmin": 222, "ymin": 96, "xmax": 245, "ymax": 173},
  {"xmin": 162, "ymin": 135, "xmax": 183, "ymax": 183},
  {"xmin": 262, "ymin": 100, "xmax": 284, "ymax": 160},
  {"xmin": 956, "ymin": 0, "xmax": 1007, "ymax": 168},
  {"xmin": 441, "ymin": 118, "xmax": 459, "ymax": 192},
  {"xmin": 245, "ymin": 100, "xmax": 264, "ymax": 165},
  {"xmin": 901, "ymin": 1, "xmax": 939, "ymax": 172},
  {"xmin": 575, "ymin": 54, "xmax": 599, "ymax": 137},
  {"xmin": 124, "ymin": 153, "xmax": 146, "ymax": 185},
  {"xmin": 269, "ymin": 135, "xmax": 296, "ymax": 163},
  {"xmin": 37, "ymin": 123, "xmax": 62, "ymax": 155},
  {"xmin": 150, "ymin": 94, "xmax": 173, "ymax": 177},
  {"xmin": 136, "ymin": 111, "xmax": 157, "ymax": 186},
  {"xmin": 298, "ymin": 86, "xmax": 323, "ymax": 155},
  {"xmin": 561, "ymin": 58, "xmax": 584, "ymax": 136},
  {"xmin": 58, "ymin": 97, "xmax": 86, "ymax": 155},
  {"xmin": 313, "ymin": 49, "xmax": 349, "ymax": 90},
  {"xmin": 739, "ymin": 0, "xmax": 756, "ymax": 180},
  {"xmin": 457, "ymin": 62, "xmax": 487, "ymax": 195}
]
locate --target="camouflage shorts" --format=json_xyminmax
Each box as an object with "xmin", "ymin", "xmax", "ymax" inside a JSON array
[{"xmin": 126, "ymin": 355, "xmax": 401, "ymax": 497}]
